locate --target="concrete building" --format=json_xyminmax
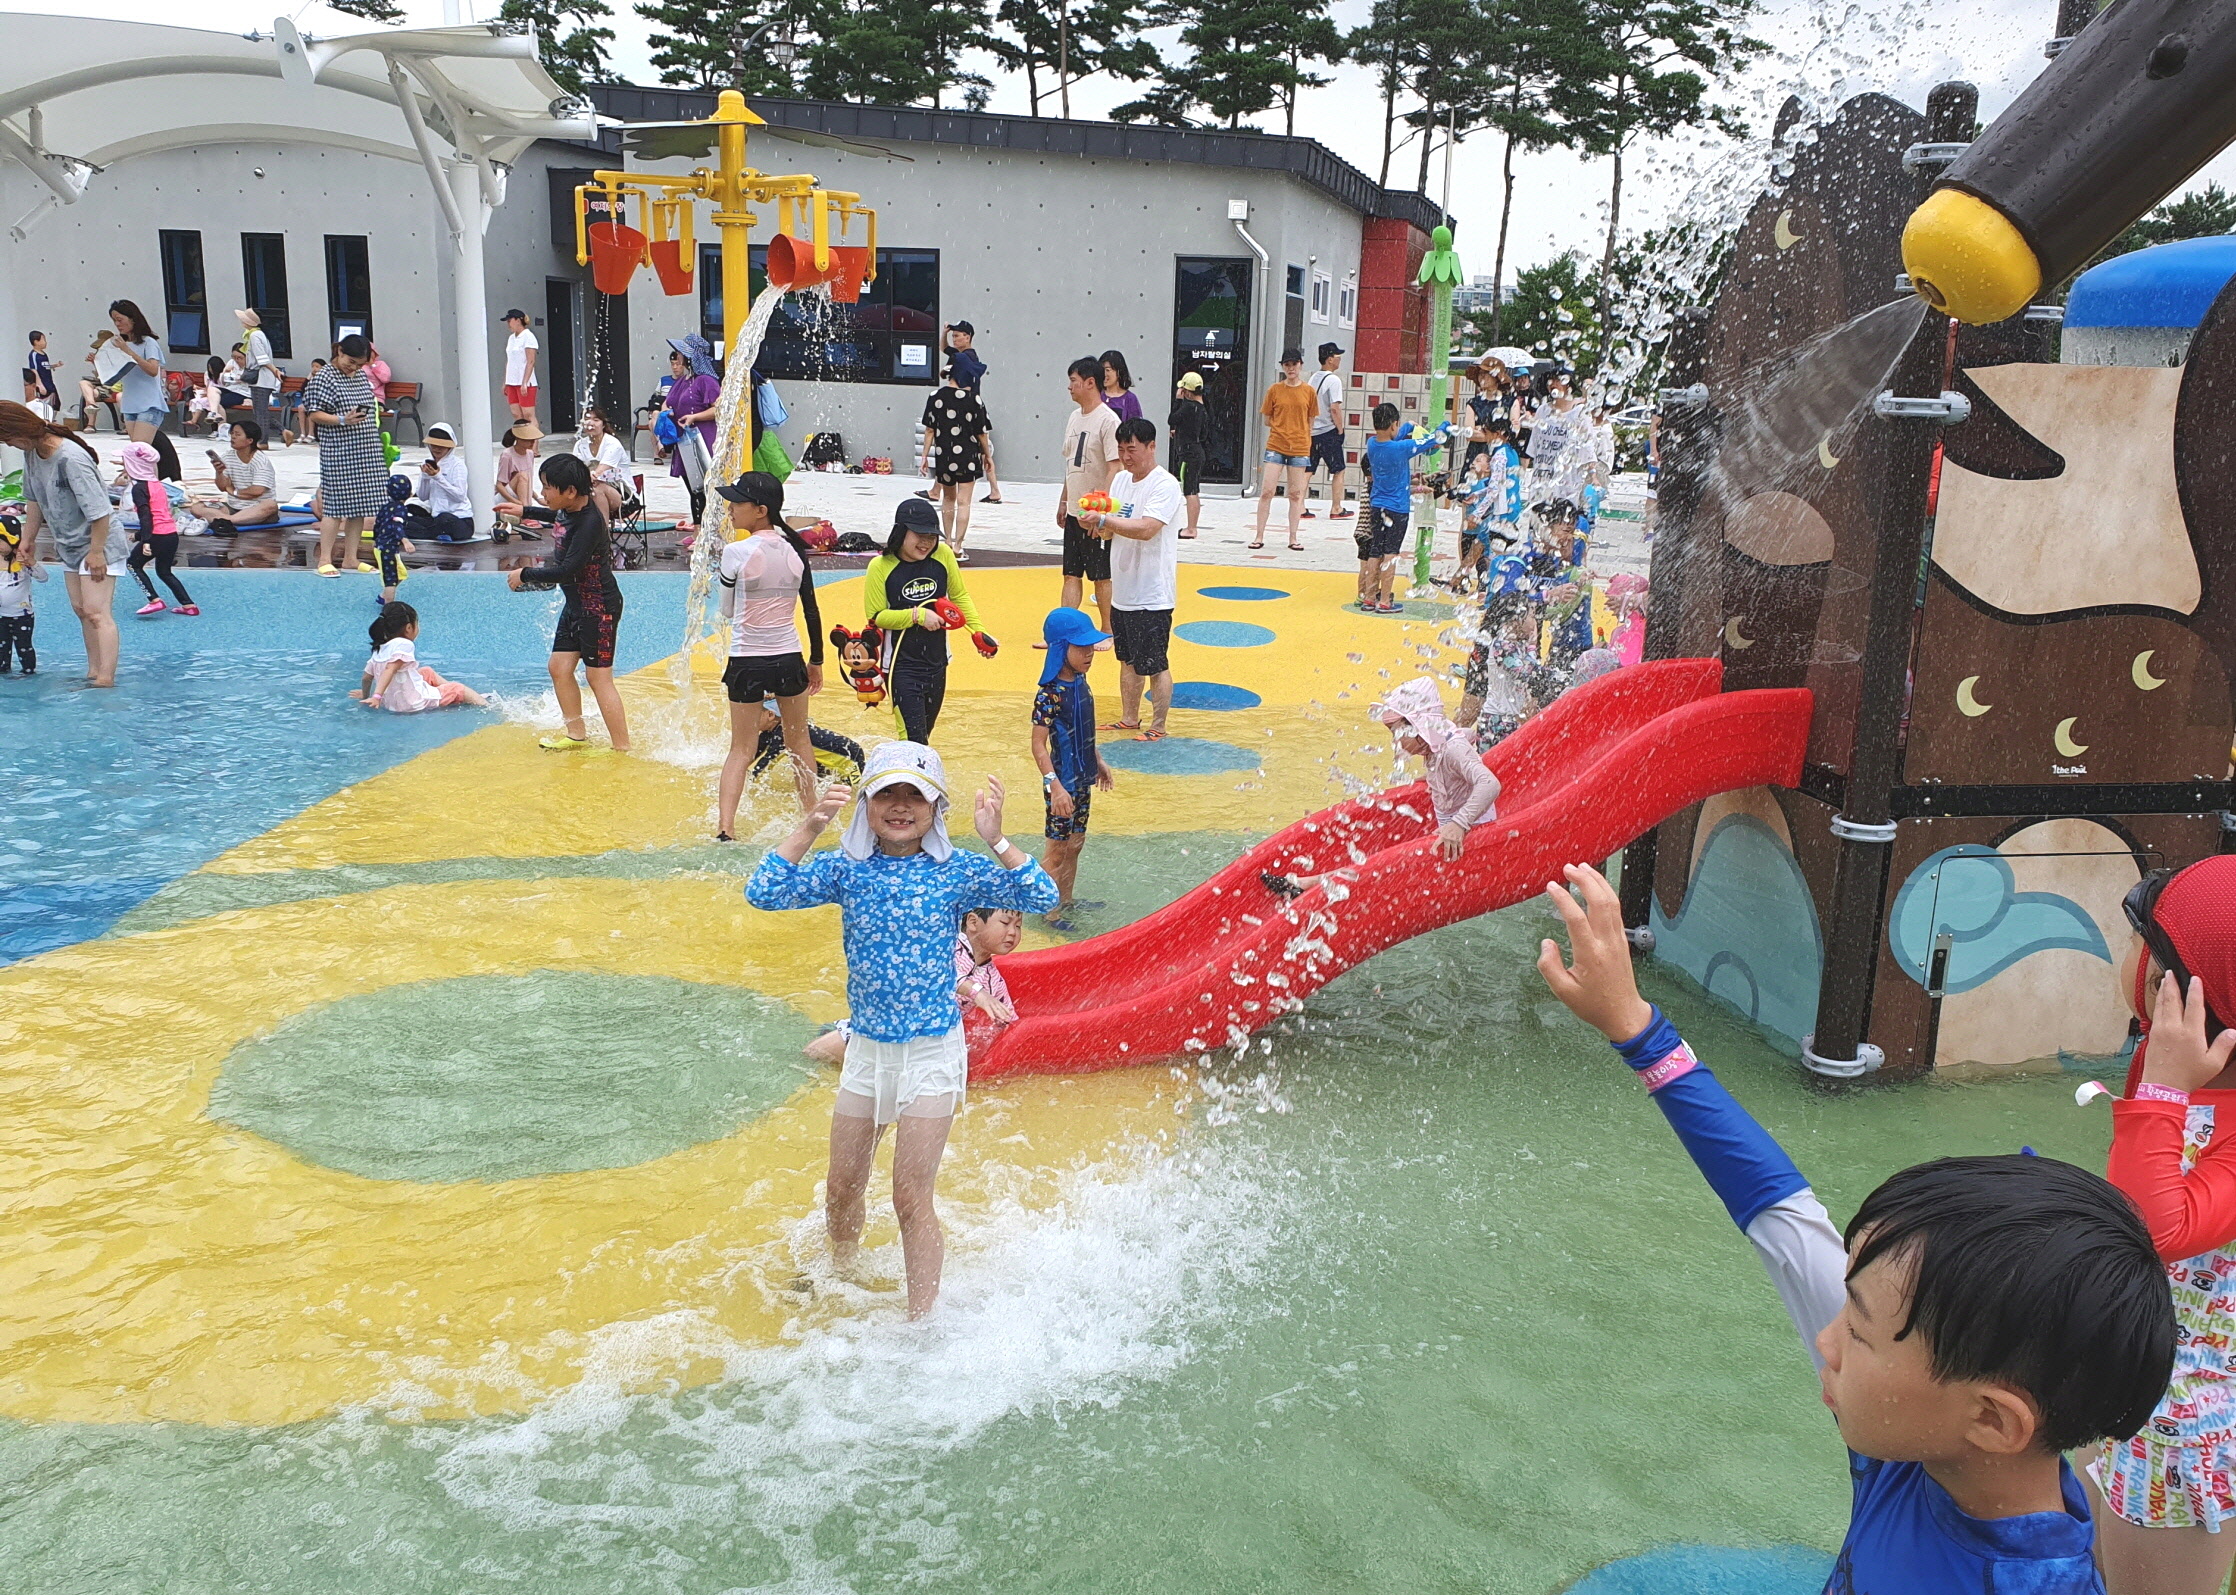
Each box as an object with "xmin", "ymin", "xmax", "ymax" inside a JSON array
[{"xmin": 4, "ymin": 22, "xmax": 1445, "ymax": 500}]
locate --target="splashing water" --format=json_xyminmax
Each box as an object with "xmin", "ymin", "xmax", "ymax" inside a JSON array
[
  {"xmin": 1705, "ymin": 296, "xmax": 1929, "ymax": 508},
  {"xmin": 673, "ymin": 282, "xmax": 796, "ymax": 699}
]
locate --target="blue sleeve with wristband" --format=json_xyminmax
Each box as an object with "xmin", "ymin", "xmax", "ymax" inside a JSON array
[{"xmin": 1613, "ymin": 1006, "xmax": 1811, "ymax": 1232}]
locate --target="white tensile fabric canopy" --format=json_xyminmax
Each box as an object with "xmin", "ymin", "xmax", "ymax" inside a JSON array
[{"xmin": 0, "ymin": 8, "xmax": 601, "ymax": 518}]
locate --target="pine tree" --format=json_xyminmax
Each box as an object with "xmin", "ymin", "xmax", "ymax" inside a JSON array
[
  {"xmin": 497, "ymin": 0, "xmax": 617, "ymax": 93},
  {"xmin": 1112, "ymin": 0, "xmax": 1341, "ymax": 131},
  {"xmin": 638, "ymin": 0, "xmax": 810, "ymax": 94},
  {"xmin": 983, "ymin": 0, "xmax": 1155, "ymax": 117},
  {"xmin": 1478, "ymin": 0, "xmax": 1599, "ymax": 339},
  {"xmin": 327, "ymin": 0, "xmax": 403, "ymax": 20},
  {"xmin": 1560, "ymin": 0, "xmax": 1764, "ymax": 277},
  {"xmin": 803, "ymin": 0, "xmax": 992, "ymax": 106}
]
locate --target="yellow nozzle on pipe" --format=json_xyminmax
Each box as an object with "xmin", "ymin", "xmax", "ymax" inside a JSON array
[{"xmin": 1900, "ymin": 188, "xmax": 2042, "ymax": 326}]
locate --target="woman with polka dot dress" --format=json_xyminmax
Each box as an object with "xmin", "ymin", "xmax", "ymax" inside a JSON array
[{"xmin": 918, "ymin": 364, "xmax": 991, "ymax": 561}]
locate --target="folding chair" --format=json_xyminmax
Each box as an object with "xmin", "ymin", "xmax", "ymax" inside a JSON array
[
  {"xmin": 382, "ymin": 381, "xmax": 424, "ymax": 445},
  {"xmin": 609, "ymin": 472, "xmax": 649, "ymax": 568}
]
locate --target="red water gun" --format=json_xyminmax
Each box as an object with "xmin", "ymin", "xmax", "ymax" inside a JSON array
[
  {"xmin": 927, "ymin": 597, "xmax": 999, "ymax": 657},
  {"xmin": 1076, "ymin": 491, "xmax": 1115, "ymax": 516}
]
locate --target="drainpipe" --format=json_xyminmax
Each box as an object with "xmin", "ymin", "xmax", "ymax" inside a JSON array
[{"xmin": 1233, "ymin": 211, "xmax": 1269, "ymax": 490}]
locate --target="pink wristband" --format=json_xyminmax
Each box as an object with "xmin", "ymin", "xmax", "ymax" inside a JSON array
[
  {"xmin": 2134, "ymin": 1082, "xmax": 2192, "ymax": 1106},
  {"xmin": 1636, "ymin": 1043, "xmax": 1699, "ymax": 1093}
]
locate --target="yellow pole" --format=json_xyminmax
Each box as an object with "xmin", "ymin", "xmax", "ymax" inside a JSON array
[{"xmin": 711, "ymin": 88, "xmax": 756, "ymax": 361}]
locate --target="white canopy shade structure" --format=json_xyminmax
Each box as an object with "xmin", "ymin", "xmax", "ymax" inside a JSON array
[{"xmin": 0, "ymin": 8, "xmax": 600, "ymax": 522}]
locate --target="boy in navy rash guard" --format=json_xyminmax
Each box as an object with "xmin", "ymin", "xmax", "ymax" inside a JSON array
[{"xmin": 1537, "ymin": 863, "xmax": 2175, "ymax": 1594}]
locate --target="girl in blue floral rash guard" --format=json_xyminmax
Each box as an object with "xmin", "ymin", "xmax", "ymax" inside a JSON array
[{"xmin": 747, "ymin": 740, "xmax": 1057, "ymax": 1316}]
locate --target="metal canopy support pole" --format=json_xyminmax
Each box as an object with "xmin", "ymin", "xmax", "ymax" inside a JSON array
[{"xmin": 448, "ymin": 156, "xmax": 496, "ymax": 528}]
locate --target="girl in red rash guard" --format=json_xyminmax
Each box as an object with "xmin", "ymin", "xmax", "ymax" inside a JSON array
[{"xmin": 2091, "ymin": 854, "xmax": 2236, "ymax": 1595}]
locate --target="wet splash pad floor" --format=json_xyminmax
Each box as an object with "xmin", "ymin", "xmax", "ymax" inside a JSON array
[{"xmin": 0, "ymin": 570, "xmax": 2109, "ymax": 1592}]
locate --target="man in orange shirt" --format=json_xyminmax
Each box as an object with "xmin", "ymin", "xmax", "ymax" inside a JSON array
[{"xmin": 1251, "ymin": 348, "xmax": 1316, "ymax": 552}]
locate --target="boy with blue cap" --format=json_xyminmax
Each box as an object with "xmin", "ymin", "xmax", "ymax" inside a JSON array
[{"xmin": 1031, "ymin": 606, "xmax": 1117, "ymax": 931}]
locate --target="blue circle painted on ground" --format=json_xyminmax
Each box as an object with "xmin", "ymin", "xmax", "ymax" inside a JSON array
[
  {"xmin": 1170, "ymin": 681, "xmax": 1262, "ymax": 712},
  {"xmin": 1098, "ymin": 736, "xmax": 1260, "ymax": 776},
  {"xmin": 1565, "ymin": 1545, "xmax": 1836, "ymax": 1593},
  {"xmin": 1175, "ymin": 619, "xmax": 1276, "ymax": 648},
  {"xmin": 1196, "ymin": 585, "xmax": 1289, "ymax": 601}
]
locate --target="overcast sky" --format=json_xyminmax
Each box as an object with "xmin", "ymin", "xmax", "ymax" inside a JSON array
[{"xmin": 22, "ymin": 0, "xmax": 2236, "ymax": 278}]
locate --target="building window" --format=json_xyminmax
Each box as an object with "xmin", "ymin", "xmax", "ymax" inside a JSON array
[
  {"xmin": 241, "ymin": 234, "xmax": 292, "ymax": 359},
  {"xmin": 324, "ymin": 235, "xmax": 372, "ymax": 345},
  {"xmin": 1338, "ymin": 275, "xmax": 1358, "ymax": 329},
  {"xmin": 699, "ymin": 242, "xmax": 723, "ymax": 351},
  {"xmin": 159, "ymin": 230, "xmax": 208, "ymax": 354},
  {"xmin": 751, "ymin": 247, "xmax": 938, "ymax": 385},
  {"xmin": 1310, "ymin": 270, "xmax": 1332, "ymax": 324}
]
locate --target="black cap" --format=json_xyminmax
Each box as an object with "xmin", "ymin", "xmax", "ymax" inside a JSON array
[
  {"xmin": 502, "ymin": 308, "xmax": 528, "ymax": 323},
  {"xmin": 715, "ymin": 470, "xmax": 785, "ymax": 514},
  {"xmin": 949, "ymin": 320, "xmax": 975, "ymax": 336},
  {"xmin": 1279, "ymin": 347, "xmax": 1304, "ymax": 365},
  {"xmin": 1318, "ymin": 341, "xmax": 1344, "ymax": 362},
  {"xmin": 893, "ymin": 496, "xmax": 941, "ymax": 533}
]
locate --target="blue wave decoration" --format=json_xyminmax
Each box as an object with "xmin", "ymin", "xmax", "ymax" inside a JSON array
[
  {"xmin": 1650, "ymin": 815, "xmax": 1824, "ymax": 1044},
  {"xmin": 1887, "ymin": 844, "xmax": 2110, "ymax": 995}
]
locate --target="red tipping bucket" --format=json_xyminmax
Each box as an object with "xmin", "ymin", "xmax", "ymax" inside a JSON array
[
  {"xmin": 587, "ymin": 222, "xmax": 647, "ymax": 295},
  {"xmin": 648, "ymin": 238, "xmax": 694, "ymax": 296},
  {"xmin": 764, "ymin": 231, "xmax": 832, "ymax": 291},
  {"xmin": 827, "ymin": 245, "xmax": 871, "ymax": 304}
]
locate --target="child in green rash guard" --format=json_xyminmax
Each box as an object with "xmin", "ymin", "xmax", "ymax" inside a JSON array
[
  {"xmin": 745, "ymin": 741, "xmax": 1056, "ymax": 1319},
  {"xmin": 864, "ymin": 495, "xmax": 990, "ymax": 745}
]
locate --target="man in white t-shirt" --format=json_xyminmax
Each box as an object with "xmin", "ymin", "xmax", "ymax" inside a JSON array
[
  {"xmin": 1306, "ymin": 341, "xmax": 1352, "ymax": 521},
  {"xmin": 1082, "ymin": 415, "xmax": 1186, "ymax": 738},
  {"xmin": 502, "ymin": 309, "xmax": 540, "ymax": 425}
]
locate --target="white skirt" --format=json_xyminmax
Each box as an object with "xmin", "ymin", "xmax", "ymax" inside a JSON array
[{"xmin": 838, "ymin": 1025, "xmax": 967, "ymax": 1124}]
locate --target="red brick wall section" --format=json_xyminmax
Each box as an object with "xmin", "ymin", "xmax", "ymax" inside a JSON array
[{"xmin": 1355, "ymin": 216, "xmax": 1431, "ymax": 374}]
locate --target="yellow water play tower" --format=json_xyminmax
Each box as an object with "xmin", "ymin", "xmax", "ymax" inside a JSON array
[{"xmin": 572, "ymin": 89, "xmax": 878, "ymax": 359}]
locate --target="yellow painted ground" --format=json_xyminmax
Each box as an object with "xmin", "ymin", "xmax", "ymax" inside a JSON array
[
  {"xmin": 210, "ymin": 566, "xmax": 1470, "ymax": 873},
  {"xmin": 0, "ymin": 565, "xmax": 1469, "ymax": 1428}
]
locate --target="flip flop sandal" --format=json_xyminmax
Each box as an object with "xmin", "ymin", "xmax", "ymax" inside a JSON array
[
  {"xmin": 1100, "ymin": 720, "xmax": 1144, "ymax": 732},
  {"xmin": 1136, "ymin": 729, "xmax": 1168, "ymax": 741}
]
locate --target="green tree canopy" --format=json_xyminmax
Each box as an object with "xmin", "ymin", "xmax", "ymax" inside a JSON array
[
  {"xmin": 1559, "ymin": 0, "xmax": 1763, "ymax": 275},
  {"xmin": 499, "ymin": 0, "xmax": 617, "ymax": 94},
  {"xmin": 638, "ymin": 0, "xmax": 808, "ymax": 93},
  {"xmin": 801, "ymin": 0, "xmax": 992, "ymax": 106},
  {"xmin": 2079, "ymin": 182, "xmax": 2236, "ymax": 275},
  {"xmin": 1114, "ymin": 0, "xmax": 1343, "ymax": 130},
  {"xmin": 982, "ymin": 0, "xmax": 1156, "ymax": 117}
]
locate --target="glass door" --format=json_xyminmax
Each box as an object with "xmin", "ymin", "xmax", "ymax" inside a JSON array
[{"xmin": 1172, "ymin": 257, "xmax": 1253, "ymax": 485}]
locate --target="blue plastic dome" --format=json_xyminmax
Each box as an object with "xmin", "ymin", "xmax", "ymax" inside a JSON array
[{"xmin": 2066, "ymin": 235, "xmax": 2236, "ymax": 328}]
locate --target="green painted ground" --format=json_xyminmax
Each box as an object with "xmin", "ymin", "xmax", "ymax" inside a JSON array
[{"xmin": 2, "ymin": 834, "xmax": 2113, "ymax": 1593}]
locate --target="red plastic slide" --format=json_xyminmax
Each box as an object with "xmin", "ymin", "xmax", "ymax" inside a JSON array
[{"xmin": 975, "ymin": 659, "xmax": 1812, "ymax": 1079}]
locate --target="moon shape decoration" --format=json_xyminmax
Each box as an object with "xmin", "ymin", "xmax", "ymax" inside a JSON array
[
  {"xmin": 1817, "ymin": 436, "xmax": 1839, "ymax": 470},
  {"xmin": 1955, "ymin": 675, "xmax": 1991, "ymax": 717},
  {"xmin": 1774, "ymin": 210, "xmax": 1801, "ymax": 250},
  {"xmin": 2132, "ymin": 650, "xmax": 2166, "ymax": 690},
  {"xmin": 1723, "ymin": 617, "xmax": 1754, "ymax": 650},
  {"xmin": 2054, "ymin": 717, "xmax": 2089, "ymax": 757}
]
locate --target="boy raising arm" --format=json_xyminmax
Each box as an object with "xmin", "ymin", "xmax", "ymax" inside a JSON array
[{"xmin": 1538, "ymin": 862, "xmax": 2174, "ymax": 1591}]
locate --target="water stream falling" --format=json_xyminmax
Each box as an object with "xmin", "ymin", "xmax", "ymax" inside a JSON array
[{"xmin": 671, "ymin": 281, "xmax": 796, "ymax": 704}]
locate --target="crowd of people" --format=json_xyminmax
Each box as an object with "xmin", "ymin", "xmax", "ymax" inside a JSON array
[{"xmin": 23, "ymin": 301, "xmax": 2236, "ymax": 1595}]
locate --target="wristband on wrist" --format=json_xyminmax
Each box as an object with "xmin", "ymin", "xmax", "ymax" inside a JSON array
[
  {"xmin": 993, "ymin": 837, "xmax": 1013, "ymax": 856},
  {"xmin": 1636, "ymin": 1044, "xmax": 1700, "ymax": 1093},
  {"xmin": 2135, "ymin": 1081, "xmax": 2192, "ymax": 1105}
]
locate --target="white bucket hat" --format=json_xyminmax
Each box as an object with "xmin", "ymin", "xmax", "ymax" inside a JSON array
[{"xmin": 840, "ymin": 741, "xmax": 953, "ymax": 861}]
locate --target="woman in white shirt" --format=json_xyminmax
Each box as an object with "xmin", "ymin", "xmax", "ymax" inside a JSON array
[
  {"xmin": 570, "ymin": 406, "xmax": 633, "ymax": 522},
  {"xmin": 233, "ymin": 309, "xmax": 282, "ymax": 446}
]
